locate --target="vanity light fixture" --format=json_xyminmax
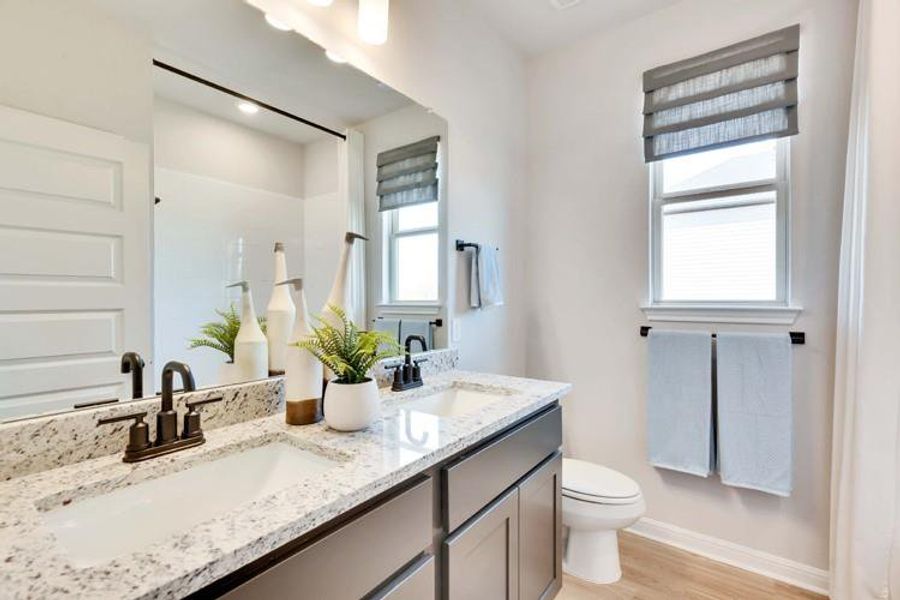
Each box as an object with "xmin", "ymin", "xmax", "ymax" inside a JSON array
[
  {"xmin": 237, "ymin": 101, "xmax": 260, "ymax": 115},
  {"xmin": 358, "ymin": 0, "xmax": 389, "ymax": 45},
  {"xmin": 307, "ymin": 0, "xmax": 334, "ymax": 6},
  {"xmin": 264, "ymin": 13, "xmax": 292, "ymax": 31},
  {"xmin": 325, "ymin": 49, "xmax": 347, "ymax": 64}
]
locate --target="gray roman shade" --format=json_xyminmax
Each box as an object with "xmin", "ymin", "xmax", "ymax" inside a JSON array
[
  {"xmin": 377, "ymin": 136, "xmax": 440, "ymax": 212},
  {"xmin": 642, "ymin": 25, "xmax": 799, "ymax": 162}
]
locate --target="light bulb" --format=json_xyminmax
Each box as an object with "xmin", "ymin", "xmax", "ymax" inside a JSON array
[
  {"xmin": 237, "ymin": 101, "xmax": 260, "ymax": 115},
  {"xmin": 358, "ymin": 0, "xmax": 389, "ymax": 45},
  {"xmin": 325, "ymin": 49, "xmax": 347, "ymax": 64},
  {"xmin": 264, "ymin": 13, "xmax": 292, "ymax": 31}
]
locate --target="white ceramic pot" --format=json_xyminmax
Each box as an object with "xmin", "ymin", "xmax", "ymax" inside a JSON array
[
  {"xmin": 323, "ymin": 378, "xmax": 380, "ymax": 431},
  {"xmin": 219, "ymin": 361, "xmax": 241, "ymax": 385}
]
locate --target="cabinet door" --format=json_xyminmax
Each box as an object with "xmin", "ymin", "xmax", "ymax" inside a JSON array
[
  {"xmin": 444, "ymin": 487, "xmax": 519, "ymax": 600},
  {"xmin": 519, "ymin": 452, "xmax": 563, "ymax": 600}
]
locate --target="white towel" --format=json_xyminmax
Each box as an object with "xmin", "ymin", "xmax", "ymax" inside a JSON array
[
  {"xmin": 716, "ymin": 332, "xmax": 792, "ymax": 496},
  {"xmin": 647, "ymin": 330, "xmax": 714, "ymax": 476},
  {"xmin": 469, "ymin": 245, "xmax": 504, "ymax": 309}
]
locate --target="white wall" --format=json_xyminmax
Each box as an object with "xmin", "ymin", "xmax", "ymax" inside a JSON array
[
  {"xmin": 356, "ymin": 104, "xmax": 449, "ymax": 345},
  {"xmin": 525, "ymin": 0, "xmax": 857, "ymax": 570},
  {"xmin": 250, "ymin": 0, "xmax": 529, "ymax": 375},
  {"xmin": 0, "ymin": 0, "xmax": 152, "ymax": 143},
  {"xmin": 154, "ymin": 98, "xmax": 306, "ymax": 198}
]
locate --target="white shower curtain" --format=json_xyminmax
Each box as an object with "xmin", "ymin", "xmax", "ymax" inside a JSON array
[
  {"xmin": 830, "ymin": 0, "xmax": 900, "ymax": 598},
  {"xmin": 339, "ymin": 129, "xmax": 367, "ymax": 326}
]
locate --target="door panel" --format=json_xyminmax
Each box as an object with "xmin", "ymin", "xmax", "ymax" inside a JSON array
[
  {"xmin": 444, "ymin": 487, "xmax": 519, "ymax": 600},
  {"xmin": 0, "ymin": 105, "xmax": 151, "ymax": 419},
  {"xmin": 519, "ymin": 452, "xmax": 563, "ymax": 600}
]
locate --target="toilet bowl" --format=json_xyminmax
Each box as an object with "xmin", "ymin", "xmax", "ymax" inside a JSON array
[{"xmin": 562, "ymin": 458, "xmax": 645, "ymax": 584}]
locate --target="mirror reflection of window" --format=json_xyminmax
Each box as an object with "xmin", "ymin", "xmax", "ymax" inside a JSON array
[{"xmin": 389, "ymin": 202, "xmax": 439, "ymax": 302}]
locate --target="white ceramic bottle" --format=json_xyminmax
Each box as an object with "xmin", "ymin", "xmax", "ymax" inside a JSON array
[
  {"xmin": 321, "ymin": 232, "xmax": 367, "ymax": 379},
  {"xmin": 322, "ymin": 231, "xmax": 367, "ymax": 322},
  {"xmin": 226, "ymin": 281, "xmax": 268, "ymax": 381},
  {"xmin": 276, "ymin": 278, "xmax": 323, "ymax": 424},
  {"xmin": 266, "ymin": 242, "xmax": 295, "ymax": 374}
]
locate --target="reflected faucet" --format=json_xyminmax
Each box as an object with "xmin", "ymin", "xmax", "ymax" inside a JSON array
[{"xmin": 120, "ymin": 352, "xmax": 145, "ymax": 399}]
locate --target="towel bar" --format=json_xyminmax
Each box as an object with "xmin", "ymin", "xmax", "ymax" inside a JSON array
[
  {"xmin": 639, "ymin": 326, "xmax": 805, "ymax": 345},
  {"xmin": 455, "ymin": 239, "xmax": 499, "ymax": 252}
]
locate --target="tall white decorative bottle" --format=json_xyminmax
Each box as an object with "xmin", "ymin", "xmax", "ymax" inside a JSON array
[
  {"xmin": 266, "ymin": 242, "xmax": 295, "ymax": 374},
  {"xmin": 277, "ymin": 278, "xmax": 323, "ymax": 425},
  {"xmin": 226, "ymin": 281, "xmax": 268, "ymax": 381},
  {"xmin": 321, "ymin": 232, "xmax": 367, "ymax": 379}
]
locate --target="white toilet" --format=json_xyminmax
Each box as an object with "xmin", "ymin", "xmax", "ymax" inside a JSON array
[{"xmin": 562, "ymin": 458, "xmax": 646, "ymax": 584}]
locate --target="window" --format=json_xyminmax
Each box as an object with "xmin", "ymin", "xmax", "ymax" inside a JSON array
[
  {"xmin": 386, "ymin": 201, "xmax": 439, "ymax": 302},
  {"xmin": 649, "ymin": 138, "xmax": 790, "ymax": 307}
]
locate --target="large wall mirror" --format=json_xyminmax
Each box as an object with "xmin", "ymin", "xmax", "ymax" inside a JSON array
[{"xmin": 0, "ymin": 0, "xmax": 449, "ymax": 422}]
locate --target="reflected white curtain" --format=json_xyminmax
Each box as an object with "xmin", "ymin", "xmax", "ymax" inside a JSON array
[
  {"xmin": 830, "ymin": 1, "xmax": 900, "ymax": 598},
  {"xmin": 339, "ymin": 129, "xmax": 367, "ymax": 326}
]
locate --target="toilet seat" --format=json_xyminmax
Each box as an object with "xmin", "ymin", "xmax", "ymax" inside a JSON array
[{"xmin": 562, "ymin": 458, "xmax": 641, "ymax": 505}]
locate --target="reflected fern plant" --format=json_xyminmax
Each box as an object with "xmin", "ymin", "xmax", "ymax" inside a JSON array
[
  {"xmin": 188, "ymin": 305, "xmax": 266, "ymax": 362},
  {"xmin": 298, "ymin": 304, "xmax": 401, "ymax": 384}
]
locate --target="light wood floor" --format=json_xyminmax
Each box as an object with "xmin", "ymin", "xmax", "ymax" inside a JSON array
[{"xmin": 557, "ymin": 532, "xmax": 825, "ymax": 600}]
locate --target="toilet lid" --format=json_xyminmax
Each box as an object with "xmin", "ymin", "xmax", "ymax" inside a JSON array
[{"xmin": 562, "ymin": 458, "xmax": 641, "ymax": 504}]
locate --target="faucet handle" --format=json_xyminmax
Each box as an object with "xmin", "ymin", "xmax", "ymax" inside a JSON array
[
  {"xmin": 97, "ymin": 411, "xmax": 151, "ymax": 453},
  {"xmin": 182, "ymin": 396, "xmax": 223, "ymax": 440}
]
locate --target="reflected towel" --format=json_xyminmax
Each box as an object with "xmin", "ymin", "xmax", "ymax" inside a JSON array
[
  {"xmin": 469, "ymin": 245, "xmax": 504, "ymax": 309},
  {"xmin": 717, "ymin": 332, "xmax": 792, "ymax": 496},
  {"xmin": 399, "ymin": 319, "xmax": 432, "ymax": 350},
  {"xmin": 373, "ymin": 318, "xmax": 401, "ymax": 346},
  {"xmin": 647, "ymin": 330, "xmax": 714, "ymax": 476}
]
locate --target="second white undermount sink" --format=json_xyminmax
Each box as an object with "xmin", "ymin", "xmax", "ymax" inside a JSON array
[
  {"xmin": 41, "ymin": 442, "xmax": 339, "ymax": 568},
  {"xmin": 400, "ymin": 386, "xmax": 512, "ymax": 417}
]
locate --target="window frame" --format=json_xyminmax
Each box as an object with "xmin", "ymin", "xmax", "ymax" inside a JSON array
[
  {"xmin": 384, "ymin": 204, "xmax": 440, "ymax": 304},
  {"xmin": 646, "ymin": 138, "xmax": 799, "ymax": 323}
]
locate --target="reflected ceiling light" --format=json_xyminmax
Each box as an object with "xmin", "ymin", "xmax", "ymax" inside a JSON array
[
  {"xmin": 307, "ymin": 0, "xmax": 334, "ymax": 6},
  {"xmin": 358, "ymin": 0, "xmax": 389, "ymax": 45},
  {"xmin": 325, "ymin": 49, "xmax": 347, "ymax": 64},
  {"xmin": 264, "ymin": 13, "xmax": 292, "ymax": 31},
  {"xmin": 237, "ymin": 101, "xmax": 260, "ymax": 115}
]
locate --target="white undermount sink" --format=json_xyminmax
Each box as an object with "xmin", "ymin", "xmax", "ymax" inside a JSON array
[
  {"xmin": 400, "ymin": 386, "xmax": 512, "ymax": 417},
  {"xmin": 41, "ymin": 442, "xmax": 339, "ymax": 568}
]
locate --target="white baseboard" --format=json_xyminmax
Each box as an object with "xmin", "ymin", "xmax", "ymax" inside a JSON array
[{"xmin": 627, "ymin": 517, "xmax": 830, "ymax": 596}]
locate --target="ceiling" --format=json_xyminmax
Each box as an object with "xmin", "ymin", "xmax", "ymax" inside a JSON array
[
  {"xmin": 465, "ymin": 0, "xmax": 682, "ymax": 56},
  {"xmin": 93, "ymin": 0, "xmax": 414, "ymax": 139}
]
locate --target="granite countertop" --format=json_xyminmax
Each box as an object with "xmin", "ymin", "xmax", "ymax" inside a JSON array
[{"xmin": 0, "ymin": 370, "xmax": 571, "ymax": 600}]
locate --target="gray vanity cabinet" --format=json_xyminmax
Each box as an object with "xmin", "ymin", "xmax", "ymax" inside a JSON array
[
  {"xmin": 444, "ymin": 487, "xmax": 520, "ymax": 600},
  {"xmin": 518, "ymin": 453, "xmax": 563, "ymax": 600}
]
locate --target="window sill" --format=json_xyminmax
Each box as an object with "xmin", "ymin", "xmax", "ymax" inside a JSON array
[
  {"xmin": 377, "ymin": 303, "xmax": 442, "ymax": 317},
  {"xmin": 640, "ymin": 303, "xmax": 802, "ymax": 325}
]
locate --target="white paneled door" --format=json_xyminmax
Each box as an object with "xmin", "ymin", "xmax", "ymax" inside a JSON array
[{"xmin": 0, "ymin": 105, "xmax": 151, "ymax": 419}]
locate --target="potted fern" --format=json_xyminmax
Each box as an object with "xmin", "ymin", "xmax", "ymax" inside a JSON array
[
  {"xmin": 188, "ymin": 305, "xmax": 266, "ymax": 385},
  {"xmin": 299, "ymin": 305, "xmax": 400, "ymax": 431}
]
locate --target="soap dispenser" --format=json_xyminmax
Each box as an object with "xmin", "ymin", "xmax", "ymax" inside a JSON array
[
  {"xmin": 266, "ymin": 242, "xmax": 295, "ymax": 375},
  {"xmin": 226, "ymin": 281, "xmax": 268, "ymax": 382},
  {"xmin": 276, "ymin": 278, "xmax": 323, "ymax": 425}
]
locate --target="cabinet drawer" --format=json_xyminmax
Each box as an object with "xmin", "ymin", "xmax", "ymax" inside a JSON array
[
  {"xmin": 222, "ymin": 477, "xmax": 433, "ymax": 600},
  {"xmin": 369, "ymin": 554, "xmax": 435, "ymax": 600},
  {"xmin": 443, "ymin": 405, "xmax": 561, "ymax": 532}
]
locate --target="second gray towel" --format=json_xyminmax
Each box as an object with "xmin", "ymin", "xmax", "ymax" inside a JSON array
[
  {"xmin": 716, "ymin": 332, "xmax": 792, "ymax": 496},
  {"xmin": 647, "ymin": 330, "xmax": 713, "ymax": 476}
]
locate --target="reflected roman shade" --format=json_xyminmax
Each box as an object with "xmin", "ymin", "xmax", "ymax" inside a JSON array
[
  {"xmin": 643, "ymin": 25, "xmax": 799, "ymax": 162},
  {"xmin": 377, "ymin": 136, "xmax": 440, "ymax": 212}
]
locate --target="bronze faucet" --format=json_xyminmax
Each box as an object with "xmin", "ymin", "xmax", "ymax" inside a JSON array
[{"xmin": 97, "ymin": 361, "xmax": 222, "ymax": 463}]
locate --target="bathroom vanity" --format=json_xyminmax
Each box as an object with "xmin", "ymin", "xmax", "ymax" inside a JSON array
[{"xmin": 0, "ymin": 371, "xmax": 571, "ymax": 599}]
